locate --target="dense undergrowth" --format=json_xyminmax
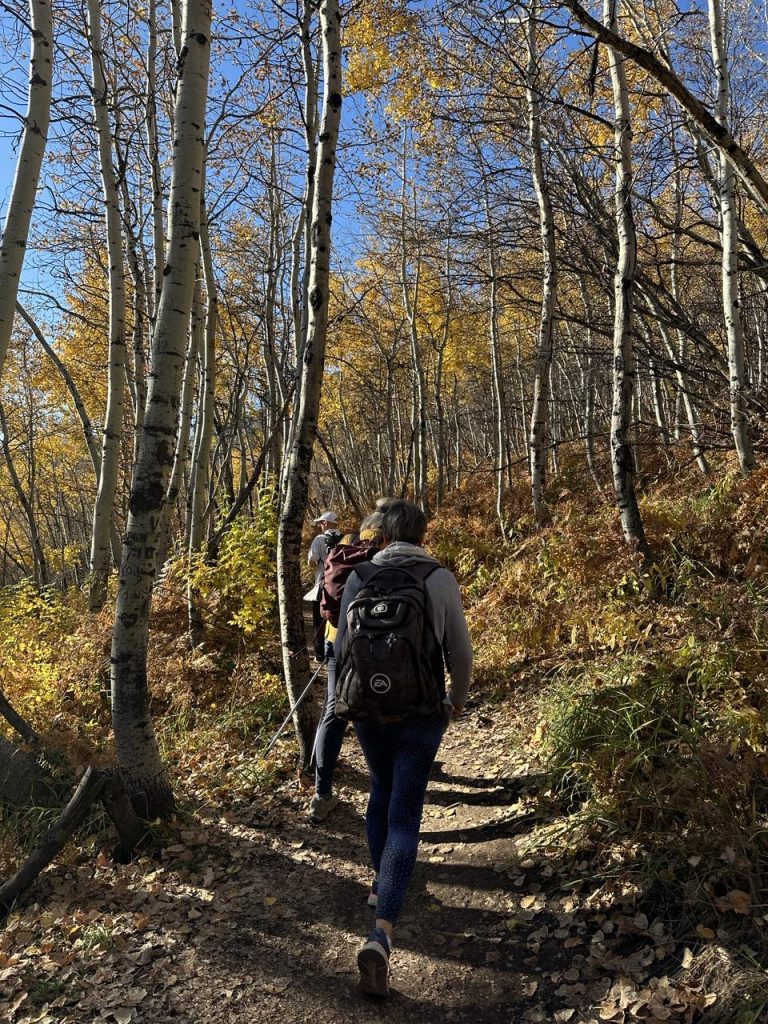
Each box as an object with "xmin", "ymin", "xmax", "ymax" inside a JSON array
[
  {"xmin": 0, "ymin": 496, "xmax": 290, "ymax": 860},
  {"xmin": 3, "ymin": 457, "xmax": 768, "ymax": 1015},
  {"xmin": 431, "ymin": 452, "xmax": 768, "ymax": 1014}
]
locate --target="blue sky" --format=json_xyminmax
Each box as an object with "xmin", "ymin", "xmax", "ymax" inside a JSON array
[{"xmin": 2, "ymin": 0, "xmax": 764, "ymax": 315}]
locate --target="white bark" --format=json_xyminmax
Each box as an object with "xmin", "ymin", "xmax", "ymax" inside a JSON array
[
  {"xmin": 604, "ymin": 0, "xmax": 649, "ymax": 558},
  {"xmin": 86, "ymin": 0, "xmax": 128, "ymax": 611},
  {"xmin": 283, "ymin": 0, "xmax": 318, "ymax": 493},
  {"xmin": 146, "ymin": 0, "xmax": 165, "ymax": 322},
  {"xmin": 0, "ymin": 0, "xmax": 53, "ymax": 384},
  {"xmin": 400, "ymin": 169, "xmax": 429, "ymax": 513},
  {"xmin": 708, "ymin": 0, "xmax": 755, "ymax": 475},
  {"xmin": 263, "ymin": 136, "xmax": 285, "ymax": 478},
  {"xmin": 188, "ymin": 211, "xmax": 217, "ymax": 555},
  {"xmin": 276, "ymin": 0, "xmax": 342, "ymax": 768},
  {"xmin": 155, "ymin": 275, "xmax": 201, "ymax": 572},
  {"xmin": 526, "ymin": 1, "xmax": 558, "ymax": 524},
  {"xmin": 110, "ymin": 0, "xmax": 212, "ymax": 817},
  {"xmin": 484, "ymin": 199, "xmax": 507, "ymax": 533},
  {"xmin": 669, "ymin": 135, "xmax": 710, "ymax": 474}
]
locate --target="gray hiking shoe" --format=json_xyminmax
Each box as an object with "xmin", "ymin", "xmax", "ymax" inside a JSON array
[
  {"xmin": 357, "ymin": 927, "xmax": 391, "ymax": 997},
  {"xmin": 309, "ymin": 792, "xmax": 339, "ymax": 823}
]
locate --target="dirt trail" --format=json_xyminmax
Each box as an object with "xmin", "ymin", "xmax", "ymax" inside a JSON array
[
  {"xmin": 161, "ymin": 709, "xmax": 536, "ymax": 1023},
  {"xmin": 3, "ymin": 703, "xmax": 705, "ymax": 1024}
]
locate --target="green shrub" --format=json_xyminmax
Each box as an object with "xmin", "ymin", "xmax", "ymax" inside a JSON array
[
  {"xmin": 539, "ymin": 646, "xmax": 767, "ymax": 840},
  {"xmin": 185, "ymin": 487, "xmax": 278, "ymax": 637}
]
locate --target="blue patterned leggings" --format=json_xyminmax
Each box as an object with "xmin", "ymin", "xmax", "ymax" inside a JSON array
[{"xmin": 355, "ymin": 717, "xmax": 446, "ymax": 924}]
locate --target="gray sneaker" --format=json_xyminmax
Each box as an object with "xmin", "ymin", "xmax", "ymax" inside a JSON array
[
  {"xmin": 309, "ymin": 792, "xmax": 339, "ymax": 823},
  {"xmin": 357, "ymin": 927, "xmax": 391, "ymax": 997}
]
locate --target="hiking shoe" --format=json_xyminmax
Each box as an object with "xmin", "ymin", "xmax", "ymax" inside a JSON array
[
  {"xmin": 309, "ymin": 792, "xmax": 339, "ymax": 823},
  {"xmin": 366, "ymin": 877, "xmax": 379, "ymax": 908},
  {"xmin": 357, "ymin": 927, "xmax": 391, "ymax": 997}
]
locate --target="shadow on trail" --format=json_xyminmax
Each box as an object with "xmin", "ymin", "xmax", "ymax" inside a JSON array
[
  {"xmin": 419, "ymin": 810, "xmax": 545, "ymax": 844},
  {"xmin": 415, "ymin": 859, "xmax": 524, "ymax": 892},
  {"xmin": 162, "ymin": 814, "xmax": 530, "ymax": 975},
  {"xmin": 424, "ymin": 785, "xmax": 527, "ymax": 808},
  {"xmin": 431, "ymin": 762, "xmax": 546, "ymax": 788}
]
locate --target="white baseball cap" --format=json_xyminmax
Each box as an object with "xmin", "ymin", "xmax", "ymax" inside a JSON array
[{"xmin": 313, "ymin": 510, "xmax": 338, "ymax": 523}]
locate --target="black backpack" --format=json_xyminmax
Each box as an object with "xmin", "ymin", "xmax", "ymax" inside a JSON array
[
  {"xmin": 335, "ymin": 561, "xmax": 445, "ymax": 723},
  {"xmin": 323, "ymin": 529, "xmax": 344, "ymax": 556}
]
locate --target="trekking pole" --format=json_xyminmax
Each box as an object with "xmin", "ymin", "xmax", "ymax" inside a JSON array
[{"xmin": 264, "ymin": 658, "xmax": 326, "ymax": 756}]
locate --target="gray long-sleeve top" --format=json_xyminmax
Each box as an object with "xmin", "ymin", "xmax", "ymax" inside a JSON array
[{"xmin": 334, "ymin": 541, "xmax": 473, "ymax": 707}]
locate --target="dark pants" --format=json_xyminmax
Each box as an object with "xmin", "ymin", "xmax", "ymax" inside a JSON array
[
  {"xmin": 311, "ymin": 600, "xmax": 325, "ymax": 659},
  {"xmin": 355, "ymin": 717, "xmax": 446, "ymax": 924},
  {"xmin": 313, "ymin": 657, "xmax": 348, "ymax": 796}
]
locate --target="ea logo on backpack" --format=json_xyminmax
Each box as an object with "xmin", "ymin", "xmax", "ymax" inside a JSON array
[{"xmin": 370, "ymin": 673, "xmax": 392, "ymax": 694}]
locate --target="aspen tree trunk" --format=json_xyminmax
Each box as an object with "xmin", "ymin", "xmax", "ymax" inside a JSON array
[
  {"xmin": 577, "ymin": 282, "xmax": 602, "ymax": 489},
  {"xmin": 264, "ymin": 137, "xmax": 284, "ymax": 478},
  {"xmin": 708, "ymin": 0, "xmax": 756, "ymax": 475},
  {"xmin": 633, "ymin": 371, "xmax": 643, "ymax": 475},
  {"xmin": 111, "ymin": 2, "xmax": 212, "ymax": 817},
  {"xmin": 584, "ymin": 353, "xmax": 600, "ymax": 485},
  {"xmin": 670, "ymin": 128, "xmax": 684, "ymax": 442},
  {"xmin": 187, "ymin": 214, "xmax": 217, "ymax": 642},
  {"xmin": 385, "ymin": 351, "xmax": 398, "ymax": 495},
  {"xmin": 433, "ymin": 244, "xmax": 452, "ymax": 508},
  {"xmin": 87, "ymin": 0, "xmax": 127, "ymax": 612},
  {"xmin": 482, "ymin": 190, "xmax": 508, "ymax": 534},
  {"xmin": 656, "ymin": 319, "xmax": 708, "ymax": 472},
  {"xmin": 111, "ymin": 111, "xmax": 148, "ymax": 507},
  {"xmin": 146, "ymin": 0, "xmax": 165, "ymax": 322},
  {"xmin": 400, "ymin": 163, "xmax": 429, "ymax": 514},
  {"xmin": 409, "ymin": 377, "xmax": 420, "ymax": 500},
  {"xmin": 170, "ymin": 0, "xmax": 182, "ymax": 54},
  {"xmin": 757, "ymin": 281, "xmax": 768, "ymax": 391},
  {"xmin": 526, "ymin": 1, "xmax": 558, "ymax": 524},
  {"xmin": 298, "ymin": 5, "xmax": 319, "ymax": 365},
  {"xmin": 453, "ymin": 401, "xmax": 461, "ymax": 488},
  {"xmin": 120, "ymin": 218, "xmax": 147, "ymax": 484},
  {"xmin": 155, "ymin": 277, "xmax": 201, "ymax": 573},
  {"xmin": 188, "ymin": 207, "xmax": 217, "ymax": 555},
  {"xmin": 670, "ymin": 136, "xmax": 710, "ymax": 473},
  {"xmin": 643, "ymin": 333, "xmax": 671, "ymax": 451},
  {"xmin": 284, "ymin": 0, "xmax": 319, "ymax": 489},
  {"xmin": 0, "ymin": 0, "xmax": 53, "ymax": 384},
  {"xmin": 604, "ymin": 0, "xmax": 650, "ymax": 559},
  {"xmin": 276, "ymin": 0, "xmax": 342, "ymax": 769}
]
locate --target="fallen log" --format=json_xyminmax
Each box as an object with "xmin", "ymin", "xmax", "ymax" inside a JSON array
[
  {"xmin": 0, "ymin": 687, "xmax": 38, "ymax": 744},
  {"xmin": 0, "ymin": 766, "xmax": 147, "ymax": 922},
  {"xmin": 0, "ymin": 766, "xmax": 105, "ymax": 922}
]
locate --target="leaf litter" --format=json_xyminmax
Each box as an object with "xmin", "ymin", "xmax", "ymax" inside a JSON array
[{"xmin": 0, "ymin": 707, "xmax": 726, "ymax": 1023}]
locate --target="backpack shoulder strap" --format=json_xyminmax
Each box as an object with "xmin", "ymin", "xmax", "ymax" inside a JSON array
[
  {"xmin": 352, "ymin": 560, "xmax": 377, "ymax": 583},
  {"xmin": 354, "ymin": 560, "xmax": 441, "ymax": 585},
  {"xmin": 399, "ymin": 561, "xmax": 441, "ymax": 583}
]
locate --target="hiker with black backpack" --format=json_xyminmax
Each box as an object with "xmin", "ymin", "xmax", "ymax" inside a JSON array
[
  {"xmin": 308, "ymin": 508, "xmax": 387, "ymax": 824},
  {"xmin": 333, "ymin": 499, "xmax": 473, "ymax": 997},
  {"xmin": 306, "ymin": 511, "xmax": 343, "ymax": 660}
]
